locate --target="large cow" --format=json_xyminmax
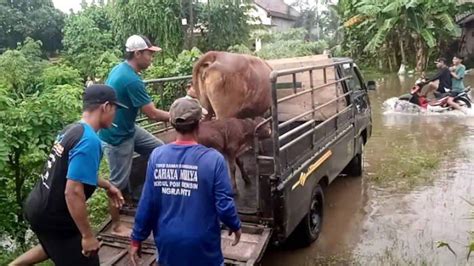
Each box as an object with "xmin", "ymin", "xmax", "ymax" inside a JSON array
[{"xmin": 192, "ymin": 51, "xmax": 273, "ymax": 119}]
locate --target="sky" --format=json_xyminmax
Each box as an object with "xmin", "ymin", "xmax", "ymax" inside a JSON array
[{"xmin": 52, "ymin": 0, "xmax": 315, "ymax": 13}]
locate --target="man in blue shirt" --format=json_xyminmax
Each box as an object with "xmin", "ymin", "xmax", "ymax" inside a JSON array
[
  {"xmin": 99, "ymin": 35, "xmax": 170, "ymax": 236},
  {"xmin": 11, "ymin": 85, "xmax": 127, "ymax": 266},
  {"xmin": 129, "ymin": 97, "xmax": 242, "ymax": 266}
]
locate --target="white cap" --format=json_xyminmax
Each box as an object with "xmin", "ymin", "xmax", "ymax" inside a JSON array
[{"xmin": 125, "ymin": 35, "xmax": 161, "ymax": 52}]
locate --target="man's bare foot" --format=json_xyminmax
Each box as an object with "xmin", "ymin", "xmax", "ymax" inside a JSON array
[{"xmin": 111, "ymin": 223, "xmax": 132, "ymax": 237}]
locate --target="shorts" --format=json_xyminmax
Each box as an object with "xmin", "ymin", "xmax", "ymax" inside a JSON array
[
  {"xmin": 35, "ymin": 230, "xmax": 99, "ymax": 266},
  {"xmin": 103, "ymin": 125, "xmax": 163, "ymax": 192}
]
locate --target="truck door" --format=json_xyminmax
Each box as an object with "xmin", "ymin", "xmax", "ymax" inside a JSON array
[{"xmin": 342, "ymin": 64, "xmax": 370, "ymax": 137}]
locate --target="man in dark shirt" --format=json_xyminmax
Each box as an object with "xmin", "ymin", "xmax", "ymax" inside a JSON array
[
  {"xmin": 424, "ymin": 58, "xmax": 452, "ymax": 97},
  {"xmin": 10, "ymin": 85, "xmax": 127, "ymax": 266}
]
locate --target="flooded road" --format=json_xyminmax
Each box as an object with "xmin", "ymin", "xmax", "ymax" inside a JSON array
[{"xmin": 262, "ymin": 74, "xmax": 474, "ymax": 265}]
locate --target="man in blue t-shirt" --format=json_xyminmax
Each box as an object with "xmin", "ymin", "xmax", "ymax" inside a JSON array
[
  {"xmin": 11, "ymin": 85, "xmax": 127, "ymax": 266},
  {"xmin": 129, "ymin": 97, "xmax": 242, "ymax": 266},
  {"xmin": 99, "ymin": 35, "xmax": 170, "ymax": 236}
]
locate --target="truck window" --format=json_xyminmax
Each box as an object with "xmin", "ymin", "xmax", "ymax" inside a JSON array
[{"xmin": 342, "ymin": 64, "xmax": 364, "ymax": 91}]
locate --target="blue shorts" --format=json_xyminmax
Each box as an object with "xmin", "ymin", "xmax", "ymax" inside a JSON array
[{"xmin": 103, "ymin": 126, "xmax": 163, "ymax": 192}]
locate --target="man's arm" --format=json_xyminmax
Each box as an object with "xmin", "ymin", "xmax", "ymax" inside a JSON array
[
  {"xmin": 65, "ymin": 180, "xmax": 94, "ymax": 238},
  {"xmin": 451, "ymin": 67, "xmax": 465, "ymax": 80},
  {"xmin": 98, "ymin": 178, "xmax": 124, "ymax": 209},
  {"xmin": 426, "ymin": 70, "xmax": 442, "ymax": 82},
  {"xmin": 214, "ymin": 155, "xmax": 241, "ymax": 232},
  {"xmin": 127, "ymin": 81, "xmax": 170, "ymax": 122},
  {"xmin": 141, "ymin": 103, "xmax": 170, "ymax": 122}
]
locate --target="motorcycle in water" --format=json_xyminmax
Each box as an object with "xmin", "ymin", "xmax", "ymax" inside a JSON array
[{"xmin": 396, "ymin": 80, "xmax": 472, "ymax": 112}]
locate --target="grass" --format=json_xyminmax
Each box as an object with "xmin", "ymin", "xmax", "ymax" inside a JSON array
[{"xmin": 368, "ymin": 143, "xmax": 440, "ymax": 190}]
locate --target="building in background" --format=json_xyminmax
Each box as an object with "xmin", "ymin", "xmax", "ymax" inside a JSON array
[
  {"xmin": 456, "ymin": 12, "xmax": 474, "ymax": 60},
  {"xmin": 251, "ymin": 0, "xmax": 300, "ymax": 32}
]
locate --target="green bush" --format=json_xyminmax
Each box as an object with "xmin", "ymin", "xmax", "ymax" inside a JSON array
[
  {"xmin": 227, "ymin": 44, "xmax": 253, "ymax": 55},
  {"xmin": 256, "ymin": 39, "xmax": 329, "ymax": 60},
  {"xmin": 0, "ymin": 39, "xmax": 83, "ymax": 248}
]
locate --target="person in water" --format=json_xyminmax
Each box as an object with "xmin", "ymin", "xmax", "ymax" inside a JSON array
[
  {"xmin": 445, "ymin": 55, "xmax": 467, "ymax": 113},
  {"xmin": 423, "ymin": 58, "xmax": 452, "ymax": 98}
]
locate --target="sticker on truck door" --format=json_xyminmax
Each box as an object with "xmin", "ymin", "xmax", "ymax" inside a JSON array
[{"xmin": 292, "ymin": 150, "xmax": 333, "ymax": 190}]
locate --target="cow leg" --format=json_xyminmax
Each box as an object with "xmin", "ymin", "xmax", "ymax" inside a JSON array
[
  {"xmin": 225, "ymin": 155, "xmax": 238, "ymax": 196},
  {"xmin": 236, "ymin": 157, "xmax": 251, "ymax": 185},
  {"xmin": 230, "ymin": 159, "xmax": 238, "ymax": 196}
]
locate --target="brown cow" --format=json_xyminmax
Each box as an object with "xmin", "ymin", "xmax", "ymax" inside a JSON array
[
  {"xmin": 197, "ymin": 117, "xmax": 271, "ymax": 195},
  {"xmin": 192, "ymin": 51, "xmax": 273, "ymax": 119}
]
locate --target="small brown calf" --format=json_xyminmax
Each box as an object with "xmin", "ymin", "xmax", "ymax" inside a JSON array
[{"xmin": 197, "ymin": 117, "xmax": 271, "ymax": 195}]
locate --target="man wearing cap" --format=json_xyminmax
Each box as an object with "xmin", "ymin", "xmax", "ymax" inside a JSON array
[
  {"xmin": 129, "ymin": 97, "xmax": 242, "ymax": 266},
  {"xmin": 99, "ymin": 35, "xmax": 170, "ymax": 236},
  {"xmin": 10, "ymin": 85, "xmax": 126, "ymax": 266}
]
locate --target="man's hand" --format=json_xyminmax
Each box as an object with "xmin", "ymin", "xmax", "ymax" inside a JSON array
[
  {"xmin": 106, "ymin": 184, "xmax": 125, "ymax": 209},
  {"xmin": 81, "ymin": 235, "xmax": 100, "ymax": 257},
  {"xmin": 129, "ymin": 243, "xmax": 142, "ymax": 266},
  {"xmin": 228, "ymin": 229, "xmax": 242, "ymax": 246}
]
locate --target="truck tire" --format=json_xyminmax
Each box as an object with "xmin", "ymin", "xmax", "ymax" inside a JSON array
[
  {"xmin": 345, "ymin": 136, "xmax": 364, "ymax": 176},
  {"xmin": 293, "ymin": 184, "xmax": 324, "ymax": 247}
]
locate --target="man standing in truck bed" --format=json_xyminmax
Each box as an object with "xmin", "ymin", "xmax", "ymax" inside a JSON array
[
  {"xmin": 100, "ymin": 35, "xmax": 170, "ymax": 236},
  {"xmin": 129, "ymin": 97, "xmax": 241, "ymax": 266}
]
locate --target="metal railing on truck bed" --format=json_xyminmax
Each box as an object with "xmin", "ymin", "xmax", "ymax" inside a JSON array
[
  {"xmin": 251, "ymin": 59, "xmax": 354, "ymax": 222},
  {"xmin": 136, "ymin": 75, "xmax": 191, "ymax": 136}
]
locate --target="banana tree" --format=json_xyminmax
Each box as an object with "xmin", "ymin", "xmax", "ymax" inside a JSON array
[{"xmin": 348, "ymin": 0, "xmax": 460, "ymax": 72}]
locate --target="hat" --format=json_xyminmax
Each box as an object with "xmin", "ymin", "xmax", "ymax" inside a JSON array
[
  {"xmin": 125, "ymin": 35, "xmax": 161, "ymax": 52},
  {"xmin": 169, "ymin": 97, "xmax": 202, "ymax": 126},
  {"xmin": 83, "ymin": 84, "xmax": 128, "ymax": 109}
]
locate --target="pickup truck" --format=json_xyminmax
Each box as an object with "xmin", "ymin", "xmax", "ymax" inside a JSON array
[{"xmin": 96, "ymin": 56, "xmax": 374, "ymax": 265}]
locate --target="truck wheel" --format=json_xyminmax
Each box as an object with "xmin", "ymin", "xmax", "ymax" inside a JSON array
[
  {"xmin": 345, "ymin": 136, "xmax": 364, "ymax": 176},
  {"xmin": 293, "ymin": 185, "xmax": 324, "ymax": 247}
]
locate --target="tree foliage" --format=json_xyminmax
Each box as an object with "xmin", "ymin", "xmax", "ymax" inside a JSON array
[
  {"xmin": 144, "ymin": 48, "xmax": 202, "ymax": 108},
  {"xmin": 0, "ymin": 40, "xmax": 83, "ymax": 244},
  {"xmin": 62, "ymin": 2, "xmax": 120, "ymax": 79},
  {"xmin": 109, "ymin": 0, "xmax": 184, "ymax": 57},
  {"xmin": 337, "ymin": 0, "xmax": 474, "ymax": 71},
  {"xmin": 241, "ymin": 28, "xmax": 329, "ymax": 60},
  {"xmin": 198, "ymin": 0, "xmax": 254, "ymax": 51},
  {"xmin": 0, "ymin": 0, "xmax": 64, "ymax": 53}
]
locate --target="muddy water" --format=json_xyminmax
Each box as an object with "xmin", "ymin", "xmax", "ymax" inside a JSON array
[{"xmin": 262, "ymin": 73, "xmax": 474, "ymax": 265}]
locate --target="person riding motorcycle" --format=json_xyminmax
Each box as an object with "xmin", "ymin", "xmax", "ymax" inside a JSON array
[
  {"xmin": 422, "ymin": 58, "xmax": 452, "ymax": 98},
  {"xmin": 420, "ymin": 57, "xmax": 466, "ymax": 113},
  {"xmin": 447, "ymin": 55, "xmax": 466, "ymax": 112}
]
